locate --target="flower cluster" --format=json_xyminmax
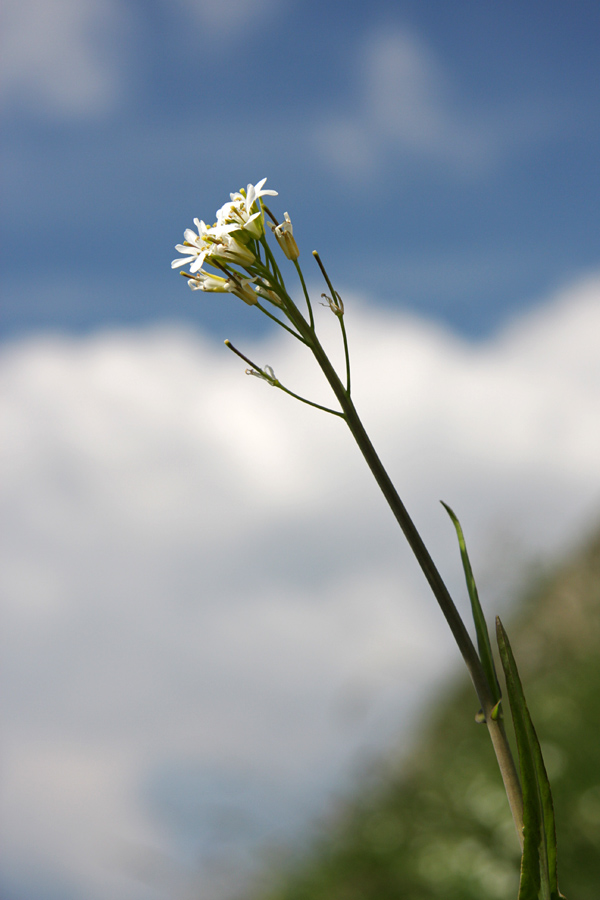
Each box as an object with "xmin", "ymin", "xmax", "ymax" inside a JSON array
[
  {"xmin": 171, "ymin": 179, "xmax": 278, "ymax": 300},
  {"xmin": 172, "ymin": 178, "xmax": 308, "ymax": 317}
]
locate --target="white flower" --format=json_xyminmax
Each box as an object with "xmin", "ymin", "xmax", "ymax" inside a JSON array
[
  {"xmin": 185, "ymin": 269, "xmax": 258, "ymax": 306},
  {"xmin": 172, "ymin": 218, "xmax": 255, "ymax": 273},
  {"xmin": 186, "ymin": 270, "xmax": 230, "ymax": 292},
  {"xmin": 244, "ymin": 177, "xmax": 278, "ymax": 211},
  {"xmin": 270, "ymin": 211, "xmax": 299, "ymax": 260},
  {"xmin": 216, "ymin": 177, "xmax": 278, "ymax": 240},
  {"xmin": 210, "ymin": 231, "xmax": 256, "ymax": 267},
  {"xmin": 171, "ymin": 218, "xmax": 213, "ymax": 271}
]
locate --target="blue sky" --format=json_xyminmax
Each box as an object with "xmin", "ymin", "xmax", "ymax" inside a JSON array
[{"xmin": 3, "ymin": 0, "xmax": 600, "ymax": 340}]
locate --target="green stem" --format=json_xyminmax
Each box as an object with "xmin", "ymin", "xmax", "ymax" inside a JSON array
[
  {"xmin": 312, "ymin": 250, "xmax": 351, "ymax": 394},
  {"xmin": 293, "ymin": 260, "xmax": 315, "ymax": 330},
  {"xmin": 274, "ymin": 383, "xmax": 345, "ymax": 418},
  {"xmin": 312, "ymin": 250, "xmax": 337, "ymax": 304},
  {"xmin": 225, "ymin": 339, "xmax": 344, "ymax": 419},
  {"xmin": 339, "ymin": 314, "xmax": 351, "ymax": 396},
  {"xmin": 255, "ymin": 301, "xmax": 307, "ymax": 343},
  {"xmin": 281, "ymin": 298, "xmax": 524, "ymax": 842},
  {"xmin": 259, "ymin": 237, "xmax": 285, "ymax": 289}
]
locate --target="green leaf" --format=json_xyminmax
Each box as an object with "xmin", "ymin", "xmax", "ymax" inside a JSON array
[
  {"xmin": 496, "ymin": 617, "xmax": 564, "ymax": 900},
  {"xmin": 441, "ymin": 502, "xmax": 502, "ymax": 705}
]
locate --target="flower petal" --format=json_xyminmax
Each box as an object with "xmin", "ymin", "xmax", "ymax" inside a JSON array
[
  {"xmin": 189, "ymin": 251, "xmax": 207, "ymax": 273},
  {"xmin": 171, "ymin": 256, "xmax": 194, "ymax": 268}
]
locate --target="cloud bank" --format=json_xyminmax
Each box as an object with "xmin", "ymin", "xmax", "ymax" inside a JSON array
[
  {"xmin": 0, "ymin": 0, "xmax": 277, "ymax": 119},
  {"xmin": 312, "ymin": 28, "xmax": 559, "ymax": 178},
  {"xmin": 0, "ymin": 0, "xmax": 132, "ymax": 117},
  {"xmin": 1, "ymin": 276, "xmax": 600, "ymax": 898}
]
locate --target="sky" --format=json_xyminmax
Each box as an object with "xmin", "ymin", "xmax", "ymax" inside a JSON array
[
  {"xmin": 1, "ymin": 2, "xmax": 600, "ymax": 899},
  {"xmin": 2, "ymin": 0, "xmax": 600, "ymax": 339}
]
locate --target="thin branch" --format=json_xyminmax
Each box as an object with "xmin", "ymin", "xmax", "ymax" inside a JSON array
[
  {"xmin": 293, "ymin": 259, "xmax": 315, "ymax": 330},
  {"xmin": 313, "ymin": 251, "xmax": 351, "ymax": 395},
  {"xmin": 224, "ymin": 340, "xmax": 344, "ymax": 418},
  {"xmin": 255, "ymin": 301, "xmax": 308, "ymax": 344},
  {"xmin": 262, "ymin": 204, "xmax": 279, "ymax": 227},
  {"xmin": 339, "ymin": 314, "xmax": 351, "ymax": 396},
  {"xmin": 274, "ymin": 384, "xmax": 345, "ymax": 418}
]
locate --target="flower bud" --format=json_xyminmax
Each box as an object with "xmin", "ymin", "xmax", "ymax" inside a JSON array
[
  {"xmin": 270, "ymin": 212, "xmax": 300, "ymax": 260},
  {"xmin": 230, "ymin": 280, "xmax": 259, "ymax": 306}
]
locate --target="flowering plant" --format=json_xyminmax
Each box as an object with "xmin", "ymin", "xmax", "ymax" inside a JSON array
[{"xmin": 172, "ymin": 179, "xmax": 566, "ymax": 899}]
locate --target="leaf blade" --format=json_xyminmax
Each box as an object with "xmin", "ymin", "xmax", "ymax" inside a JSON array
[
  {"xmin": 442, "ymin": 502, "xmax": 501, "ymax": 705},
  {"xmin": 496, "ymin": 617, "xmax": 563, "ymax": 900}
]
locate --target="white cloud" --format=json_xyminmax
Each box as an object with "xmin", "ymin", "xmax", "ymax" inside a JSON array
[
  {"xmin": 174, "ymin": 0, "xmax": 278, "ymax": 38},
  {"xmin": 312, "ymin": 28, "xmax": 556, "ymax": 177},
  {"xmin": 0, "ymin": 0, "xmax": 132, "ymax": 118},
  {"xmin": 1, "ymin": 276, "xmax": 600, "ymax": 898},
  {"xmin": 0, "ymin": 0, "xmax": 277, "ymax": 120},
  {"xmin": 1, "ymin": 741, "xmax": 171, "ymax": 900}
]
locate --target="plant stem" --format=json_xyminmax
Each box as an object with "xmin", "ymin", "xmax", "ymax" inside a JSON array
[
  {"xmin": 283, "ymin": 300, "xmax": 524, "ymax": 844},
  {"xmin": 255, "ymin": 301, "xmax": 307, "ymax": 343},
  {"xmin": 339, "ymin": 314, "xmax": 351, "ymax": 396},
  {"xmin": 293, "ymin": 260, "xmax": 315, "ymax": 330}
]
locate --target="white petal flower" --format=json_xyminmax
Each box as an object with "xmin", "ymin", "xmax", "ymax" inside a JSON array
[
  {"xmin": 215, "ymin": 199, "xmax": 262, "ymax": 236},
  {"xmin": 209, "ymin": 232, "xmax": 256, "ymax": 267},
  {"xmin": 217, "ymin": 178, "xmax": 278, "ymax": 240},
  {"xmin": 186, "ymin": 268, "xmax": 258, "ymax": 306},
  {"xmin": 186, "ymin": 270, "xmax": 230, "ymax": 292},
  {"xmin": 243, "ymin": 177, "xmax": 278, "ymax": 215},
  {"xmin": 171, "ymin": 219, "xmax": 213, "ymax": 270},
  {"xmin": 172, "ymin": 219, "xmax": 256, "ymax": 273}
]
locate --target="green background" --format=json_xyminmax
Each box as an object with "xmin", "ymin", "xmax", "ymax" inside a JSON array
[{"xmin": 253, "ymin": 528, "xmax": 600, "ymax": 899}]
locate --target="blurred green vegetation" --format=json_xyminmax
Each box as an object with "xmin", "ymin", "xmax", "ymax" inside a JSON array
[{"xmin": 254, "ymin": 527, "xmax": 600, "ymax": 899}]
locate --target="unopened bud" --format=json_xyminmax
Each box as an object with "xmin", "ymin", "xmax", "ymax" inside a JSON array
[
  {"xmin": 270, "ymin": 212, "xmax": 300, "ymax": 261},
  {"xmin": 230, "ymin": 280, "xmax": 259, "ymax": 306}
]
